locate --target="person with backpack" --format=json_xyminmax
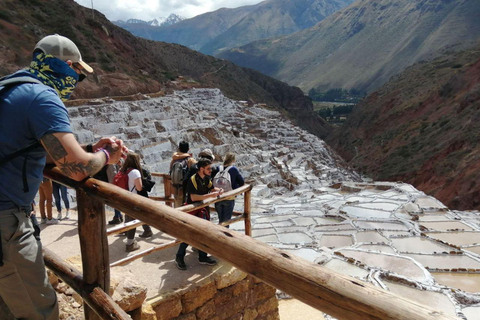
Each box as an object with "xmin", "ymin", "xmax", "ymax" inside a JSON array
[
  {"xmin": 214, "ymin": 152, "xmax": 245, "ymax": 227},
  {"xmin": 114, "ymin": 152, "xmax": 144, "ymax": 252},
  {"xmin": 170, "ymin": 140, "xmax": 192, "ymax": 207},
  {"xmin": 181, "ymin": 148, "xmax": 218, "ymax": 201},
  {"xmin": 175, "ymin": 158, "xmax": 223, "ymax": 270},
  {"xmin": 0, "ymin": 34, "xmax": 127, "ymax": 319}
]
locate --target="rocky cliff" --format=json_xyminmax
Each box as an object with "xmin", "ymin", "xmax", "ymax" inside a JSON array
[{"xmin": 327, "ymin": 44, "xmax": 480, "ymax": 210}]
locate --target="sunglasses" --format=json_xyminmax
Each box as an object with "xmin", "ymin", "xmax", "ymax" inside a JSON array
[{"xmin": 72, "ymin": 63, "xmax": 88, "ymax": 82}]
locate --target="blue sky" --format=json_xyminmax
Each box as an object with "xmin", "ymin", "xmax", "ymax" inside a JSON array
[{"xmin": 74, "ymin": 0, "xmax": 263, "ymax": 21}]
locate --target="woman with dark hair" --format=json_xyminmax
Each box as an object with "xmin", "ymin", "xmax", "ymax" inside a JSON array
[
  {"xmin": 214, "ymin": 152, "xmax": 244, "ymax": 228},
  {"xmin": 121, "ymin": 152, "xmax": 143, "ymax": 252}
]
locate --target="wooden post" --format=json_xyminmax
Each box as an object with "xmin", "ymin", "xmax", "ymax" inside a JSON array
[
  {"xmin": 163, "ymin": 176, "xmax": 173, "ymax": 207},
  {"xmin": 77, "ymin": 188, "xmax": 110, "ymax": 320},
  {"xmin": 244, "ymin": 189, "xmax": 252, "ymax": 236}
]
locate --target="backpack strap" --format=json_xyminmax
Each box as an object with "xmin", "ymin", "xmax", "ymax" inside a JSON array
[
  {"xmin": 0, "ymin": 76, "xmax": 44, "ymax": 94},
  {"xmin": 0, "ymin": 76, "xmax": 45, "ymax": 192},
  {"xmin": 0, "ymin": 141, "xmax": 42, "ymax": 193},
  {"xmin": 190, "ymin": 174, "xmax": 198, "ymax": 191}
]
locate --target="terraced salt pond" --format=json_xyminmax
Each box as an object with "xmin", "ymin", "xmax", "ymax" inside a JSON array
[
  {"xmin": 230, "ymin": 181, "xmax": 480, "ymax": 319},
  {"xmin": 433, "ymin": 273, "xmax": 480, "ymax": 293}
]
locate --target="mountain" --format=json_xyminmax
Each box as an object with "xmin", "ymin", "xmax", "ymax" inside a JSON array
[
  {"xmin": 0, "ymin": 0, "xmax": 330, "ymax": 138},
  {"xmin": 115, "ymin": 5, "xmax": 260, "ymax": 51},
  {"xmin": 114, "ymin": 14, "xmax": 185, "ymax": 28},
  {"xmin": 326, "ymin": 43, "xmax": 480, "ymax": 210},
  {"xmin": 200, "ymin": 0, "xmax": 356, "ymax": 55},
  {"xmin": 116, "ymin": 0, "xmax": 355, "ymax": 54},
  {"xmin": 219, "ymin": 0, "xmax": 480, "ymax": 94}
]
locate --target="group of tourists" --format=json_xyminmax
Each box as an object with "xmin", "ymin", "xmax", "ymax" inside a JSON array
[
  {"xmin": 0, "ymin": 33, "xmax": 245, "ymax": 318},
  {"xmin": 169, "ymin": 141, "xmax": 245, "ymax": 270}
]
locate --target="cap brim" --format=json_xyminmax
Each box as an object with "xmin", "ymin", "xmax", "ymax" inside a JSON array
[{"xmin": 77, "ymin": 60, "xmax": 93, "ymax": 73}]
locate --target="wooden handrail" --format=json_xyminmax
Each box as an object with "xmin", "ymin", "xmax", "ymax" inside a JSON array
[{"xmin": 44, "ymin": 167, "xmax": 457, "ymax": 320}]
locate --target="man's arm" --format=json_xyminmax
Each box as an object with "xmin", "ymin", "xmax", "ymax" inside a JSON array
[
  {"xmin": 41, "ymin": 132, "xmax": 125, "ymax": 181},
  {"xmin": 190, "ymin": 191, "xmax": 221, "ymax": 202},
  {"xmin": 170, "ymin": 152, "xmax": 191, "ymax": 169}
]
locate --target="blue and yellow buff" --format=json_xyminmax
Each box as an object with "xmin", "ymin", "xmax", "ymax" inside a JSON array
[{"xmin": 28, "ymin": 52, "xmax": 80, "ymax": 101}]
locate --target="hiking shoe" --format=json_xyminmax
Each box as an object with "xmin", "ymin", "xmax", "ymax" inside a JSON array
[
  {"xmin": 40, "ymin": 218, "xmax": 47, "ymax": 224},
  {"xmin": 175, "ymin": 256, "xmax": 187, "ymax": 270},
  {"xmin": 199, "ymin": 257, "xmax": 217, "ymax": 266},
  {"xmin": 47, "ymin": 218, "xmax": 59, "ymax": 225},
  {"xmin": 108, "ymin": 217, "xmax": 122, "ymax": 225},
  {"xmin": 139, "ymin": 230, "xmax": 153, "ymax": 238},
  {"xmin": 57, "ymin": 212, "xmax": 63, "ymax": 220},
  {"xmin": 126, "ymin": 241, "xmax": 140, "ymax": 252},
  {"xmin": 64, "ymin": 210, "xmax": 70, "ymax": 219}
]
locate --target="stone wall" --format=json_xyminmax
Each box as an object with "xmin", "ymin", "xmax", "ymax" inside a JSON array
[{"xmin": 149, "ymin": 271, "xmax": 279, "ymax": 320}]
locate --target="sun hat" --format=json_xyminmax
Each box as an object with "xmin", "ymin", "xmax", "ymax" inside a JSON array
[
  {"xmin": 34, "ymin": 34, "xmax": 93, "ymax": 73},
  {"xmin": 198, "ymin": 148, "xmax": 215, "ymax": 161}
]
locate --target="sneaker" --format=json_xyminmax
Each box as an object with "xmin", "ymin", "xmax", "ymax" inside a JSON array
[
  {"xmin": 47, "ymin": 218, "xmax": 59, "ymax": 225},
  {"xmin": 139, "ymin": 230, "xmax": 153, "ymax": 238},
  {"xmin": 125, "ymin": 241, "xmax": 140, "ymax": 252},
  {"xmin": 64, "ymin": 210, "xmax": 70, "ymax": 219},
  {"xmin": 175, "ymin": 256, "xmax": 187, "ymax": 270},
  {"xmin": 199, "ymin": 257, "xmax": 217, "ymax": 266},
  {"xmin": 57, "ymin": 211, "xmax": 63, "ymax": 220},
  {"xmin": 108, "ymin": 217, "xmax": 122, "ymax": 225},
  {"xmin": 40, "ymin": 218, "xmax": 47, "ymax": 224}
]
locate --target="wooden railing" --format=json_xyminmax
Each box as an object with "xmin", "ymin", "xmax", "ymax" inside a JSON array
[
  {"xmin": 43, "ymin": 166, "xmax": 458, "ymax": 320},
  {"xmin": 106, "ymin": 174, "xmax": 252, "ymax": 267}
]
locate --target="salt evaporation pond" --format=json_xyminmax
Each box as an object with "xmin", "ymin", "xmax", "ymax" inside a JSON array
[
  {"xmin": 390, "ymin": 237, "xmax": 456, "ymax": 254},
  {"xmin": 432, "ymin": 273, "xmax": 480, "ymax": 293},
  {"xmin": 246, "ymin": 181, "xmax": 480, "ymax": 318},
  {"xmin": 357, "ymin": 244, "xmax": 396, "ymax": 254},
  {"xmin": 426, "ymin": 232, "xmax": 480, "ymax": 246},
  {"xmin": 420, "ymin": 221, "xmax": 474, "ymax": 231},
  {"xmin": 384, "ymin": 282, "xmax": 457, "ymax": 317}
]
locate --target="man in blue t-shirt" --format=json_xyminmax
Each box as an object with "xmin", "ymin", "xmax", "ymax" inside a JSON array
[{"xmin": 0, "ymin": 34, "xmax": 127, "ymax": 319}]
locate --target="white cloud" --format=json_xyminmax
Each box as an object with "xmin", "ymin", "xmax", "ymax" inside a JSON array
[{"xmin": 74, "ymin": 0, "xmax": 263, "ymax": 21}]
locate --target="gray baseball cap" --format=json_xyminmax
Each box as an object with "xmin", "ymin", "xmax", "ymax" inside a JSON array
[{"xmin": 34, "ymin": 34, "xmax": 93, "ymax": 73}]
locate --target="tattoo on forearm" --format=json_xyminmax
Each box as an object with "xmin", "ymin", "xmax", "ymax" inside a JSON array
[
  {"xmin": 58, "ymin": 157, "xmax": 104, "ymax": 177},
  {"xmin": 42, "ymin": 134, "xmax": 68, "ymax": 161}
]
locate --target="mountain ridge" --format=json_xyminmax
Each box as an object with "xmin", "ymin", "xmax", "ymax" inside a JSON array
[
  {"xmin": 116, "ymin": 0, "xmax": 355, "ymax": 55},
  {"xmin": 219, "ymin": 0, "xmax": 480, "ymax": 93}
]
